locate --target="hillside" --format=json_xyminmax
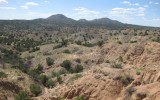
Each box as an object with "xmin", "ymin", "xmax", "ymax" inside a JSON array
[{"xmin": 0, "ymin": 14, "xmax": 160, "ymax": 100}]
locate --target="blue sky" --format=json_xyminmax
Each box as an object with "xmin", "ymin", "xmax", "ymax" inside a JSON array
[{"xmin": 0, "ymin": 0, "xmax": 160, "ymax": 27}]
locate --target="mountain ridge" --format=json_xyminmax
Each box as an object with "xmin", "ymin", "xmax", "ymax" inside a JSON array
[{"xmin": 0, "ymin": 14, "xmax": 158, "ymax": 31}]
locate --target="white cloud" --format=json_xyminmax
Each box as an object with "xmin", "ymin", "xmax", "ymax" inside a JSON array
[
  {"xmin": 149, "ymin": 1, "xmax": 159, "ymax": 5},
  {"xmin": 121, "ymin": 1, "xmax": 139, "ymax": 6},
  {"xmin": 74, "ymin": 7, "xmax": 99, "ymax": 15},
  {"xmin": 108, "ymin": 7, "xmax": 146, "ymax": 17},
  {"xmin": 20, "ymin": 6, "xmax": 29, "ymax": 9},
  {"xmin": 21, "ymin": 2, "xmax": 38, "ymax": 9},
  {"xmin": 70, "ymin": 7, "xmax": 100, "ymax": 20},
  {"xmin": 0, "ymin": 0, "xmax": 8, "ymax": 4},
  {"xmin": 26, "ymin": 2, "xmax": 39, "ymax": 6},
  {"xmin": 0, "ymin": 7, "xmax": 16, "ymax": 10}
]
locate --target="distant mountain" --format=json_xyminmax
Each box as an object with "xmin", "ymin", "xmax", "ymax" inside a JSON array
[
  {"xmin": 78, "ymin": 19, "xmax": 88, "ymax": 22},
  {"xmin": 0, "ymin": 14, "xmax": 157, "ymax": 31}
]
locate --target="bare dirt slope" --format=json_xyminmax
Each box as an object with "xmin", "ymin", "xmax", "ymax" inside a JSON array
[{"xmin": 32, "ymin": 42, "xmax": 160, "ymax": 100}]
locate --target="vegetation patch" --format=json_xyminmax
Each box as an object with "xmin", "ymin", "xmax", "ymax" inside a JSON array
[{"xmin": 0, "ymin": 72, "xmax": 7, "ymax": 78}]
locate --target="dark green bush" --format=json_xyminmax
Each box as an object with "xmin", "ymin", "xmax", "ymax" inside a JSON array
[
  {"xmin": 117, "ymin": 41, "xmax": 122, "ymax": 44},
  {"xmin": 39, "ymin": 75, "xmax": 48, "ymax": 85},
  {"xmin": 14, "ymin": 91, "xmax": 31, "ymax": 100},
  {"xmin": 45, "ymin": 79, "xmax": 55, "ymax": 88},
  {"xmin": 57, "ymin": 76, "xmax": 62, "ymax": 84},
  {"xmin": 83, "ymin": 42, "xmax": 95, "ymax": 47},
  {"xmin": 52, "ymin": 69, "xmax": 66, "ymax": 77},
  {"xmin": 97, "ymin": 40, "xmax": 104, "ymax": 47},
  {"xmin": 46, "ymin": 57, "xmax": 54, "ymax": 66},
  {"xmin": 75, "ymin": 58, "xmax": 81, "ymax": 63},
  {"xmin": 111, "ymin": 63, "xmax": 123, "ymax": 69},
  {"xmin": 75, "ymin": 96, "xmax": 84, "ymax": 100},
  {"xmin": 30, "ymin": 84, "xmax": 42, "ymax": 96},
  {"xmin": 37, "ymin": 64, "xmax": 43, "ymax": 72},
  {"xmin": 63, "ymin": 49, "xmax": 71, "ymax": 54},
  {"xmin": 74, "ymin": 64, "xmax": 83, "ymax": 73},
  {"xmin": 60, "ymin": 60, "xmax": 71, "ymax": 71},
  {"xmin": 71, "ymin": 74, "xmax": 82, "ymax": 81},
  {"xmin": 0, "ymin": 72, "xmax": 7, "ymax": 78},
  {"xmin": 75, "ymin": 41, "xmax": 82, "ymax": 45}
]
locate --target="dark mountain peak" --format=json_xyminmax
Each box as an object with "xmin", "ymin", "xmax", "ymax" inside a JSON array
[
  {"xmin": 92, "ymin": 17, "xmax": 112, "ymax": 22},
  {"xmin": 78, "ymin": 19, "xmax": 88, "ymax": 22},
  {"xmin": 47, "ymin": 14, "xmax": 68, "ymax": 20}
]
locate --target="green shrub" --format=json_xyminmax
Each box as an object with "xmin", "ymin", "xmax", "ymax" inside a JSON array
[
  {"xmin": 61, "ymin": 38, "xmax": 68, "ymax": 47},
  {"xmin": 46, "ymin": 57, "xmax": 54, "ymax": 66},
  {"xmin": 63, "ymin": 49, "xmax": 71, "ymax": 54},
  {"xmin": 30, "ymin": 84, "xmax": 42, "ymax": 96},
  {"xmin": 39, "ymin": 75, "xmax": 48, "ymax": 85},
  {"xmin": 74, "ymin": 64, "xmax": 83, "ymax": 73},
  {"xmin": 0, "ymin": 72, "xmax": 7, "ymax": 78},
  {"xmin": 60, "ymin": 60, "xmax": 71, "ymax": 71},
  {"xmin": 27, "ymin": 69, "xmax": 40, "ymax": 79},
  {"xmin": 118, "ymin": 56, "xmax": 123, "ymax": 62},
  {"xmin": 14, "ymin": 91, "xmax": 31, "ymax": 100},
  {"xmin": 136, "ymin": 68, "xmax": 141, "ymax": 75},
  {"xmin": 83, "ymin": 42, "xmax": 95, "ymax": 47},
  {"xmin": 152, "ymin": 37, "xmax": 160, "ymax": 43},
  {"xmin": 57, "ymin": 76, "xmax": 62, "ymax": 84},
  {"xmin": 115, "ymin": 74, "xmax": 134, "ymax": 86},
  {"xmin": 106, "ymin": 60, "xmax": 110, "ymax": 63},
  {"xmin": 97, "ymin": 40, "xmax": 104, "ymax": 47},
  {"xmin": 37, "ymin": 64, "xmax": 43, "ymax": 72},
  {"xmin": 71, "ymin": 74, "xmax": 82, "ymax": 81},
  {"xmin": 45, "ymin": 79, "xmax": 55, "ymax": 88},
  {"xmin": 52, "ymin": 69, "xmax": 66, "ymax": 77},
  {"xmin": 29, "ymin": 47, "xmax": 40, "ymax": 53},
  {"xmin": 130, "ymin": 41, "xmax": 137, "ymax": 43},
  {"xmin": 75, "ymin": 58, "xmax": 81, "ymax": 63},
  {"xmin": 111, "ymin": 63, "xmax": 123, "ymax": 69},
  {"xmin": 117, "ymin": 41, "xmax": 122, "ymax": 44},
  {"xmin": 75, "ymin": 41, "xmax": 82, "ymax": 45},
  {"xmin": 57, "ymin": 97, "xmax": 64, "ymax": 100},
  {"xmin": 75, "ymin": 96, "xmax": 84, "ymax": 100},
  {"xmin": 53, "ymin": 44, "xmax": 63, "ymax": 49}
]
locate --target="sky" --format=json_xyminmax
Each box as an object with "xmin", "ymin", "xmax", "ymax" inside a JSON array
[{"xmin": 0, "ymin": 0, "xmax": 160, "ymax": 27}]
